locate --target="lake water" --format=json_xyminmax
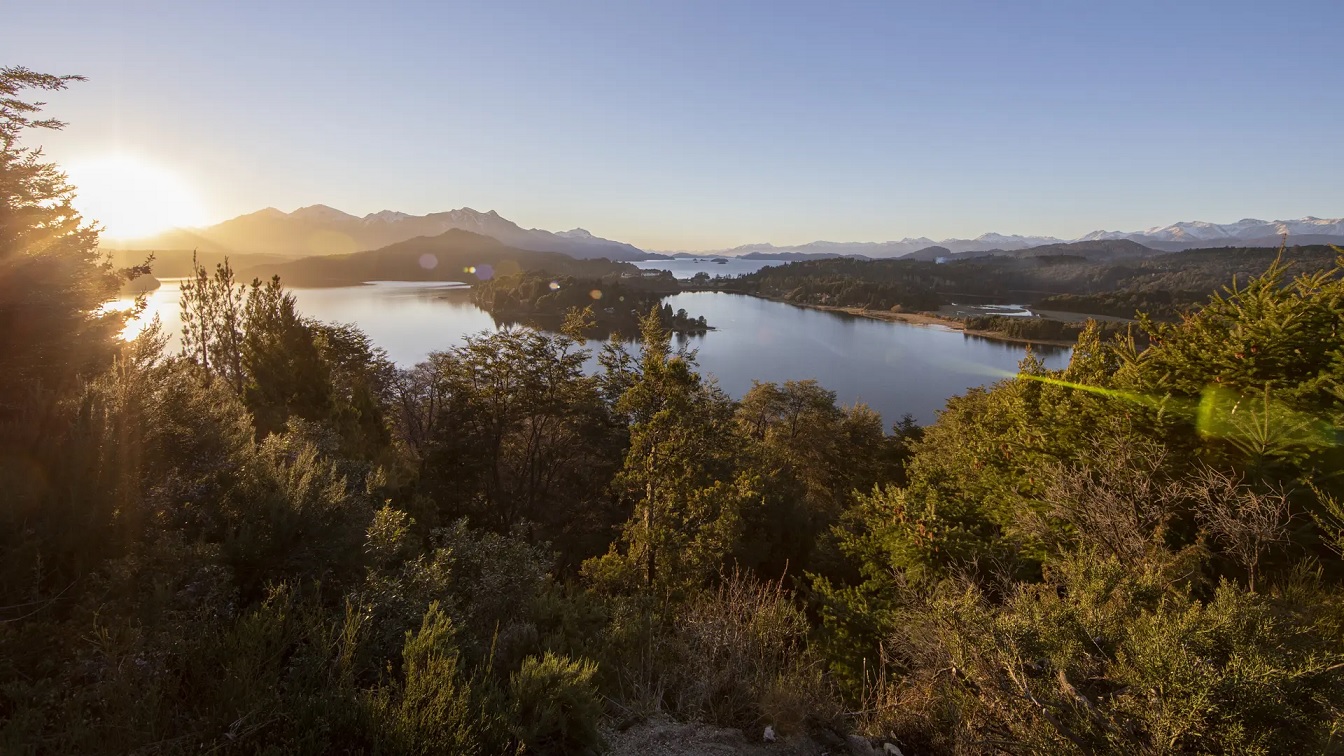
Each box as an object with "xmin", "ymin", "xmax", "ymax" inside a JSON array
[
  {"xmin": 115, "ymin": 280, "xmax": 1070, "ymax": 426},
  {"xmin": 632, "ymin": 258, "xmax": 784, "ymax": 280}
]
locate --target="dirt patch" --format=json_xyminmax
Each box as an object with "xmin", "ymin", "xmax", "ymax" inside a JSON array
[{"xmin": 603, "ymin": 717, "xmax": 845, "ymax": 756}]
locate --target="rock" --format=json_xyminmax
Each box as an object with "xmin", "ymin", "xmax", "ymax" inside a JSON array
[
  {"xmin": 845, "ymin": 734, "xmax": 879, "ymax": 756},
  {"xmin": 763, "ymin": 725, "xmax": 776, "ymax": 743},
  {"xmin": 815, "ymin": 729, "xmax": 848, "ymax": 748},
  {"xmin": 883, "ymin": 744, "xmax": 906, "ymax": 756}
]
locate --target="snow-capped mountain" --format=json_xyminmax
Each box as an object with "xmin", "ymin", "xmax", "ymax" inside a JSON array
[
  {"xmin": 111, "ymin": 206, "xmax": 648, "ymax": 261},
  {"xmin": 113, "ymin": 208, "xmax": 1342, "ymax": 263},
  {"xmin": 1079, "ymin": 217, "xmax": 1344, "ymax": 247},
  {"xmin": 656, "ymin": 217, "xmax": 1342, "ymax": 259},
  {"xmin": 658, "ymin": 234, "xmax": 1064, "ymax": 259},
  {"xmin": 363, "ymin": 209, "xmax": 413, "ymax": 224}
]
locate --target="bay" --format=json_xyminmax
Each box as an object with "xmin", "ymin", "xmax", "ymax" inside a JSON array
[{"xmin": 115, "ymin": 280, "xmax": 1070, "ymax": 426}]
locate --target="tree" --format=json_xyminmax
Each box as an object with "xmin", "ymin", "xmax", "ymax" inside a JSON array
[
  {"xmin": 179, "ymin": 254, "xmax": 246, "ymax": 391},
  {"xmin": 406, "ymin": 327, "xmax": 622, "ymax": 564},
  {"xmin": 587, "ymin": 308, "xmax": 757, "ymax": 594},
  {"xmin": 238, "ymin": 275, "xmax": 331, "ymax": 437},
  {"xmin": 733, "ymin": 380, "xmax": 895, "ymax": 576},
  {"xmin": 0, "ymin": 67, "xmax": 131, "ymax": 440},
  {"xmin": 0, "ymin": 67, "xmax": 157, "ymax": 601}
]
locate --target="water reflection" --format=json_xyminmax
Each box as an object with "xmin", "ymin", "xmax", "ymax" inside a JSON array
[{"xmin": 117, "ymin": 283, "xmax": 1070, "ymax": 425}]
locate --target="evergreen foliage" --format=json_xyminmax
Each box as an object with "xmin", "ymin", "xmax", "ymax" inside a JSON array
[{"xmin": 4, "ymin": 68, "xmax": 1344, "ymax": 754}]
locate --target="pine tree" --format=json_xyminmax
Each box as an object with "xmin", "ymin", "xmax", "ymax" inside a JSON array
[
  {"xmin": 589, "ymin": 308, "xmax": 757, "ymax": 593},
  {"xmin": 0, "ymin": 67, "xmax": 130, "ymax": 438}
]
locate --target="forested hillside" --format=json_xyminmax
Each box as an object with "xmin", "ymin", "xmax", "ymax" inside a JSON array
[
  {"xmin": 6, "ymin": 68, "xmax": 1344, "ymax": 755},
  {"xmin": 739, "ymin": 245, "xmax": 1341, "ymax": 319},
  {"xmin": 245, "ymin": 231, "xmax": 635, "ymax": 287}
]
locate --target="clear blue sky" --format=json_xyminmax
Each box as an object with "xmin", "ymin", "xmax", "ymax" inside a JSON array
[{"xmin": 5, "ymin": 0, "xmax": 1342, "ymax": 249}]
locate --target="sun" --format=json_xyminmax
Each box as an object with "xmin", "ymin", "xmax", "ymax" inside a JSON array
[{"xmin": 65, "ymin": 155, "xmax": 207, "ymax": 239}]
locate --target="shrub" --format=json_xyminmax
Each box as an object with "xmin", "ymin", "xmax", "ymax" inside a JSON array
[
  {"xmin": 509, "ymin": 652, "xmax": 605, "ymax": 755},
  {"xmin": 663, "ymin": 570, "xmax": 837, "ymax": 732},
  {"xmin": 874, "ymin": 553, "xmax": 1344, "ymax": 755},
  {"xmin": 367, "ymin": 603, "xmax": 489, "ymax": 755}
]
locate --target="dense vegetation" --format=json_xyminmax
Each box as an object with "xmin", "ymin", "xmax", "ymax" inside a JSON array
[
  {"xmin": 960, "ymin": 314, "xmax": 1133, "ymax": 344},
  {"xmin": 7, "ymin": 68, "xmax": 1344, "ymax": 755},
  {"xmin": 474, "ymin": 270, "xmax": 709, "ymax": 337},
  {"xmin": 739, "ymin": 246, "xmax": 1341, "ymax": 321}
]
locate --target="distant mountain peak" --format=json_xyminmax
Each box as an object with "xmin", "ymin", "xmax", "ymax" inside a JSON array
[
  {"xmin": 290, "ymin": 204, "xmax": 358, "ymax": 222},
  {"xmin": 660, "ymin": 215, "xmax": 1341, "ymax": 260},
  {"xmin": 444, "ymin": 207, "xmax": 487, "ymax": 217},
  {"xmin": 973, "ymin": 232, "xmax": 1057, "ymax": 244},
  {"xmin": 1077, "ymin": 216, "xmax": 1344, "ymax": 247},
  {"xmin": 122, "ymin": 204, "xmax": 650, "ymax": 261},
  {"xmin": 364, "ymin": 210, "xmax": 412, "ymax": 223}
]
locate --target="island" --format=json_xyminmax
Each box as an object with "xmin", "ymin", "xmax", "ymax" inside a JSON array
[{"xmin": 472, "ymin": 270, "xmax": 710, "ymax": 337}]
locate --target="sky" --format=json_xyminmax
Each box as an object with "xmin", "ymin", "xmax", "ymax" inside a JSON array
[{"xmin": 5, "ymin": 0, "xmax": 1343, "ymax": 250}]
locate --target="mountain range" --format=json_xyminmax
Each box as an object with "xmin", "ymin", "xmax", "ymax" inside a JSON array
[
  {"xmin": 108, "ymin": 207, "xmax": 1344, "ymax": 263},
  {"xmin": 664, "ymin": 217, "xmax": 1344, "ymax": 259},
  {"xmin": 106, "ymin": 205, "xmax": 649, "ymax": 261}
]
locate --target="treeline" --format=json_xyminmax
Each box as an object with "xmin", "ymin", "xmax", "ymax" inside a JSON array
[
  {"xmin": 473, "ymin": 270, "xmax": 709, "ymax": 336},
  {"xmin": 961, "ymin": 314, "xmax": 1134, "ymax": 343},
  {"xmin": 740, "ymin": 245, "xmax": 1342, "ymax": 320},
  {"xmin": 1035, "ymin": 290, "xmax": 1205, "ymax": 319},
  {"xmin": 7, "ymin": 68, "xmax": 1344, "ymax": 754}
]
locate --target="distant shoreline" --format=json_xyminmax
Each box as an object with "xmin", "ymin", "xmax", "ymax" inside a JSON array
[{"xmin": 747, "ymin": 294, "xmax": 1079, "ymax": 348}]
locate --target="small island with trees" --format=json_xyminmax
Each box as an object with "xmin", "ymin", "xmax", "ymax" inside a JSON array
[{"xmin": 472, "ymin": 270, "xmax": 711, "ymax": 337}]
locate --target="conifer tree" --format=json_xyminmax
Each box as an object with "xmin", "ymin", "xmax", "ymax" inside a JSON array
[{"xmin": 0, "ymin": 67, "xmax": 130, "ymax": 437}]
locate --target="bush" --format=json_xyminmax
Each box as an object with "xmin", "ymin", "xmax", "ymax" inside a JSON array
[
  {"xmin": 367, "ymin": 603, "xmax": 492, "ymax": 755},
  {"xmin": 662, "ymin": 570, "xmax": 838, "ymax": 732},
  {"xmin": 509, "ymin": 652, "xmax": 605, "ymax": 755},
  {"xmin": 873, "ymin": 554, "xmax": 1344, "ymax": 755}
]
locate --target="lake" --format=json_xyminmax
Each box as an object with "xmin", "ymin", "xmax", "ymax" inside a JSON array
[
  {"xmin": 115, "ymin": 280, "xmax": 1070, "ymax": 426},
  {"xmin": 632, "ymin": 257, "xmax": 784, "ymax": 279}
]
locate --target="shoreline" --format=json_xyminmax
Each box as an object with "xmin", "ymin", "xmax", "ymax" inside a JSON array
[{"xmin": 743, "ymin": 294, "xmax": 1077, "ymax": 348}]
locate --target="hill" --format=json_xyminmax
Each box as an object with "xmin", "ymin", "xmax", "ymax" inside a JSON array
[
  {"xmin": 106, "ymin": 249, "xmax": 300, "ymax": 279},
  {"xmin": 901, "ymin": 245, "xmax": 953, "ymax": 262},
  {"xmin": 737, "ymin": 244, "xmax": 1342, "ymax": 320},
  {"xmin": 996, "ymin": 238, "xmax": 1161, "ymax": 261},
  {"xmin": 105, "ymin": 206, "xmax": 653, "ymax": 261},
  {"xmin": 240, "ymin": 229, "xmax": 635, "ymax": 287}
]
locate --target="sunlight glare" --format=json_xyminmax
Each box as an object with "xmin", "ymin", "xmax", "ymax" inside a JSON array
[{"xmin": 66, "ymin": 155, "xmax": 206, "ymax": 239}]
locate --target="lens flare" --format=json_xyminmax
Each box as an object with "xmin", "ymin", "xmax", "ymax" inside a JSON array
[
  {"xmin": 1014, "ymin": 372, "xmax": 1340, "ymax": 450},
  {"xmin": 66, "ymin": 155, "xmax": 206, "ymax": 238}
]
